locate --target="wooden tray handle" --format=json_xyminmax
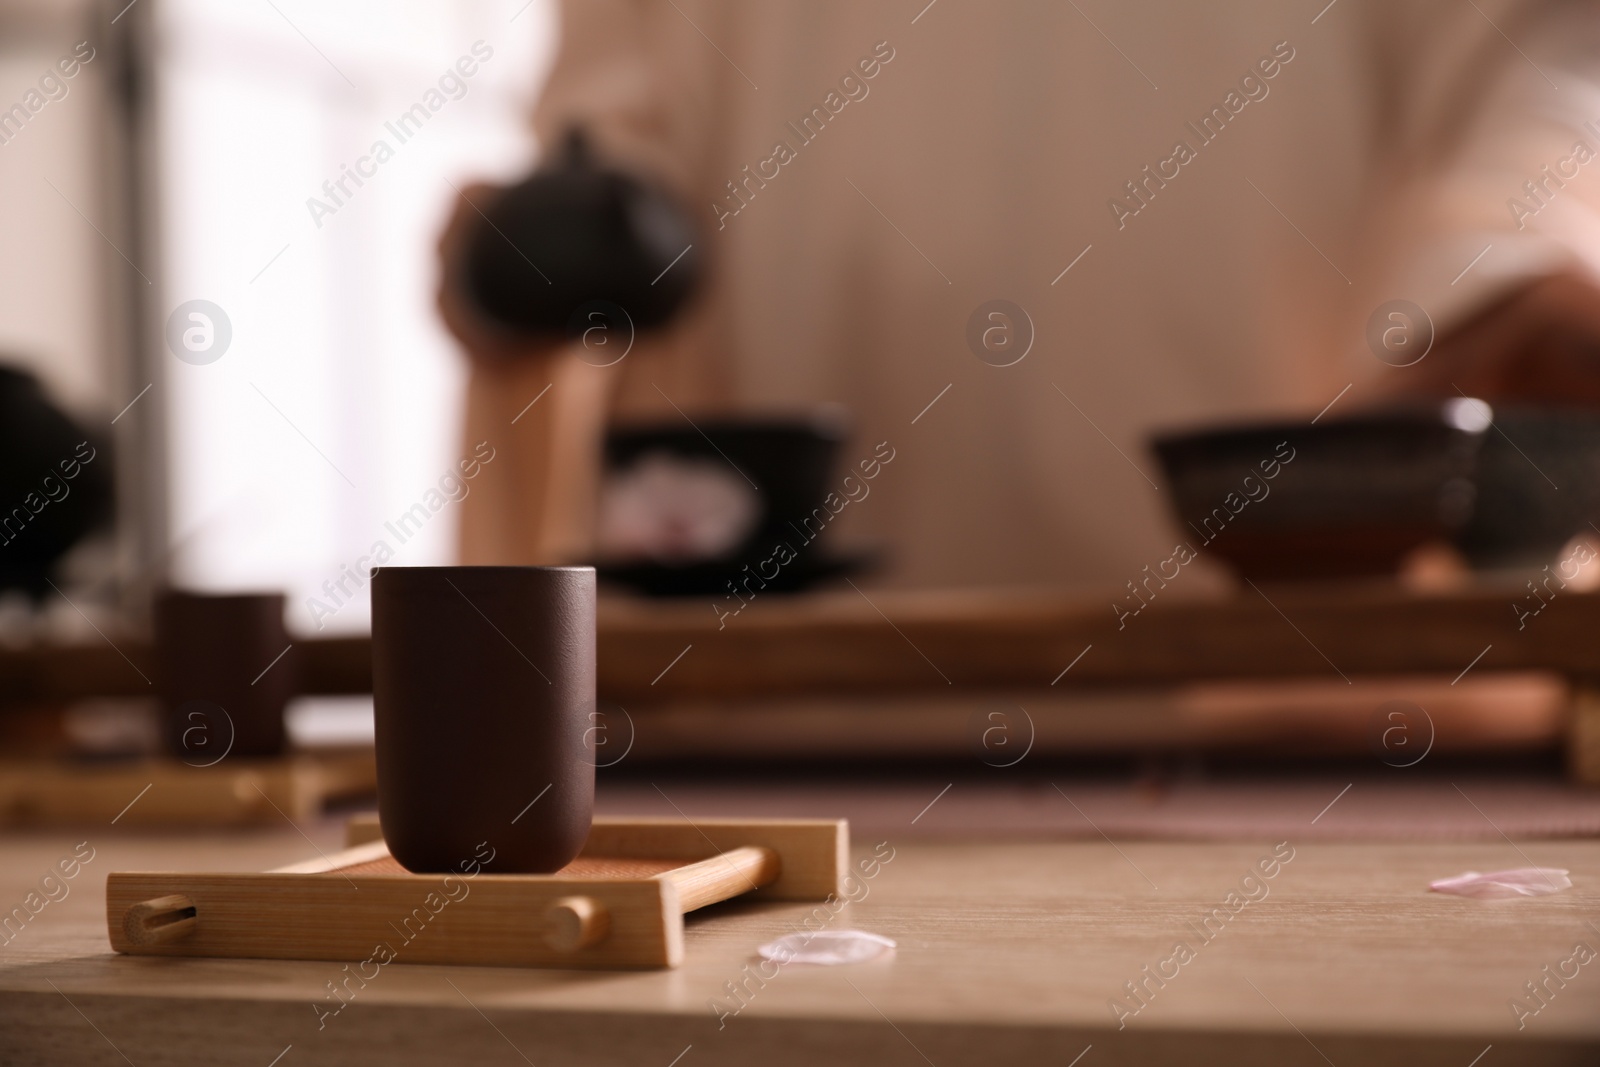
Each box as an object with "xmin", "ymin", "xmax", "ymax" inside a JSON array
[
  {"xmin": 662, "ymin": 845, "xmax": 782, "ymax": 911},
  {"xmin": 124, "ymin": 894, "xmax": 199, "ymax": 946}
]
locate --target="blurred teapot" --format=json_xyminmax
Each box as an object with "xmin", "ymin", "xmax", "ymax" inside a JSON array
[
  {"xmin": 461, "ymin": 127, "xmax": 702, "ymax": 337},
  {"xmin": 0, "ymin": 364, "xmax": 112, "ymax": 596}
]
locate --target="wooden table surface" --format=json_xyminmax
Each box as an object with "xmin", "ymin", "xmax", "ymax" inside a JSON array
[{"xmin": 2, "ymin": 821, "xmax": 1598, "ymax": 1065}]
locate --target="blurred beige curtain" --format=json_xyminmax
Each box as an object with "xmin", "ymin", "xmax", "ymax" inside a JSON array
[{"xmin": 461, "ymin": 0, "xmax": 1600, "ymax": 588}]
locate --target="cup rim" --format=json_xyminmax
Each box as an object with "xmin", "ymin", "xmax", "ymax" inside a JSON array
[
  {"xmin": 371, "ymin": 564, "xmax": 595, "ymax": 575},
  {"xmin": 156, "ymin": 588, "xmax": 288, "ymax": 603}
]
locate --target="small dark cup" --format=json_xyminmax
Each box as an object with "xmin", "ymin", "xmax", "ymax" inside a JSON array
[
  {"xmin": 371, "ymin": 565, "xmax": 595, "ymax": 874},
  {"xmin": 155, "ymin": 590, "xmax": 292, "ymax": 761}
]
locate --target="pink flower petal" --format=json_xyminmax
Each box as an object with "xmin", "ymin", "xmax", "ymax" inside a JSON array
[
  {"xmin": 757, "ymin": 929, "xmax": 896, "ymax": 965},
  {"xmin": 1430, "ymin": 868, "xmax": 1571, "ymax": 899}
]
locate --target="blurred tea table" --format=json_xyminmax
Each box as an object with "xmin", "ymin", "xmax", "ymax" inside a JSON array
[
  {"xmin": 2, "ymin": 822, "xmax": 1597, "ymax": 1065},
  {"xmin": 6, "ymin": 582, "xmax": 1600, "ymax": 778}
]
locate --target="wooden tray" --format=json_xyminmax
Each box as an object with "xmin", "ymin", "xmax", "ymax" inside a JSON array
[
  {"xmin": 0, "ymin": 749, "xmax": 376, "ymax": 827},
  {"xmin": 106, "ymin": 815, "xmax": 847, "ymax": 969}
]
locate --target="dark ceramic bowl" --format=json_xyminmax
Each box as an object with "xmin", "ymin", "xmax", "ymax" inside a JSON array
[
  {"xmin": 594, "ymin": 413, "xmax": 877, "ymax": 596},
  {"xmin": 1152, "ymin": 401, "xmax": 1600, "ymax": 579}
]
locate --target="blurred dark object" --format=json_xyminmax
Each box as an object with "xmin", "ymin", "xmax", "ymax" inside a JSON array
[
  {"xmin": 595, "ymin": 415, "xmax": 876, "ymax": 596},
  {"xmin": 462, "ymin": 127, "xmax": 701, "ymax": 337},
  {"xmin": 1153, "ymin": 399, "xmax": 1600, "ymax": 580},
  {"xmin": 1453, "ymin": 409, "xmax": 1600, "ymax": 568},
  {"xmin": 155, "ymin": 590, "xmax": 293, "ymax": 760},
  {"xmin": 598, "ymin": 552, "xmax": 874, "ymax": 598},
  {"xmin": 0, "ymin": 365, "xmax": 113, "ymax": 596}
]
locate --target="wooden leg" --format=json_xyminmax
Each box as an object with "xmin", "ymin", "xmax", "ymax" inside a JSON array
[{"xmin": 1567, "ymin": 680, "xmax": 1600, "ymax": 786}]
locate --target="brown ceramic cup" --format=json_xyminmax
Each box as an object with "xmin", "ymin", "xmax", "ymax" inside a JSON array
[
  {"xmin": 155, "ymin": 589, "xmax": 293, "ymax": 761},
  {"xmin": 371, "ymin": 565, "xmax": 595, "ymax": 873}
]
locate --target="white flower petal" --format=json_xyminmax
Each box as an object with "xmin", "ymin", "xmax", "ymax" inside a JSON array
[{"xmin": 757, "ymin": 929, "xmax": 897, "ymax": 965}]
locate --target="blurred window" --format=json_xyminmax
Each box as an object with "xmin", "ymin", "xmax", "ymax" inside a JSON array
[{"xmin": 156, "ymin": 0, "xmax": 551, "ymax": 632}]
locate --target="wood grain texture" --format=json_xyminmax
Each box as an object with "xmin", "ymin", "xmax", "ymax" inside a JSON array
[
  {"xmin": 120, "ymin": 893, "xmax": 196, "ymax": 946},
  {"xmin": 661, "ymin": 846, "xmax": 781, "ymax": 910},
  {"xmin": 542, "ymin": 894, "xmax": 608, "ymax": 952},
  {"xmin": 105, "ymin": 866, "xmax": 682, "ymax": 969},
  {"xmin": 591, "ymin": 583, "xmax": 1599, "ymax": 700},
  {"xmin": 272, "ymin": 839, "xmax": 391, "ymax": 874},
  {"xmin": 0, "ymin": 750, "xmax": 376, "ymax": 826},
  {"xmin": 347, "ymin": 814, "xmax": 846, "ymax": 903},
  {"xmin": 593, "ymin": 674, "xmax": 1568, "ymax": 763},
  {"xmin": 5, "ymin": 584, "xmax": 1599, "ymax": 708},
  {"xmin": 564, "ymin": 816, "xmax": 844, "ymax": 902},
  {"xmin": 1569, "ymin": 683, "xmax": 1600, "ymax": 786},
  {"xmin": 105, "ymin": 820, "xmax": 839, "ymax": 970},
  {"xmin": 5, "ymin": 824, "xmax": 1599, "ymax": 1065}
]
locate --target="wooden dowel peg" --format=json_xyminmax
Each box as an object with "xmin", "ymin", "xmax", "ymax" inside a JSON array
[
  {"xmin": 543, "ymin": 895, "xmax": 609, "ymax": 952},
  {"xmin": 124, "ymin": 894, "xmax": 198, "ymax": 946}
]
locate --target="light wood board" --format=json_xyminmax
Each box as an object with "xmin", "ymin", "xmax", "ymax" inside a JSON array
[
  {"xmin": 106, "ymin": 817, "xmax": 844, "ymax": 969},
  {"xmin": 3, "ymin": 821, "xmax": 1598, "ymax": 1064}
]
